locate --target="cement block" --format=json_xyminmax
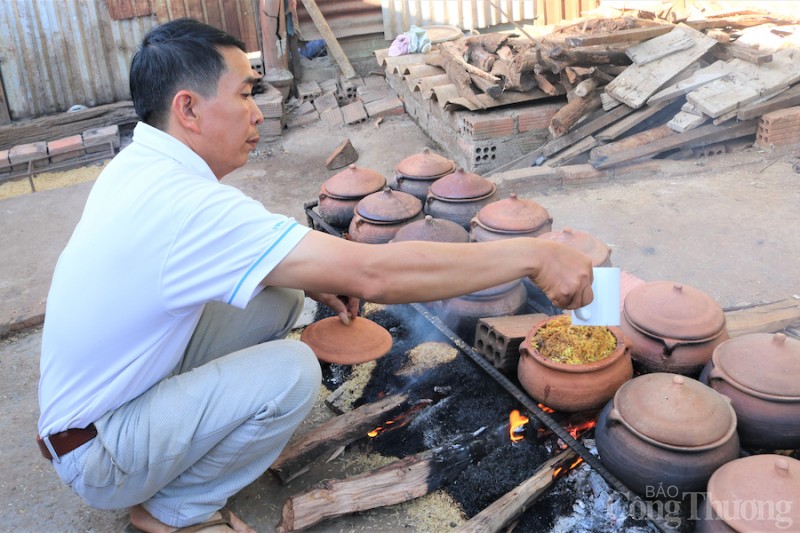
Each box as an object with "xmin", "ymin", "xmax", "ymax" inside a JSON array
[
  {"xmin": 364, "ymin": 96, "xmax": 405, "ymax": 119},
  {"xmin": 286, "ymin": 111, "xmax": 319, "ymax": 128},
  {"xmin": 83, "ymin": 125, "xmax": 120, "ymax": 153},
  {"xmin": 320, "ymin": 107, "xmax": 344, "ymax": 128},
  {"xmin": 313, "ymin": 92, "xmax": 340, "ymax": 114},
  {"xmin": 258, "ymin": 118, "xmax": 284, "ymax": 138},
  {"xmin": 341, "ymin": 101, "xmax": 368, "ymax": 125},
  {"xmin": 297, "ymin": 80, "xmax": 322, "ymax": 103},
  {"xmin": 0, "ymin": 149, "xmax": 10, "ymax": 174}
]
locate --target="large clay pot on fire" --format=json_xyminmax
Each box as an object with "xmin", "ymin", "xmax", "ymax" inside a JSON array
[
  {"xmin": 596, "ymin": 373, "xmax": 740, "ymax": 497},
  {"xmin": 318, "ymin": 164, "xmax": 387, "ymax": 229},
  {"xmin": 348, "ymin": 188, "xmax": 423, "ymax": 244},
  {"xmin": 696, "ymin": 454, "xmax": 800, "ymax": 532},
  {"xmin": 392, "ymin": 148, "xmax": 456, "ymax": 203},
  {"xmin": 469, "ymin": 193, "xmax": 553, "ymax": 242},
  {"xmin": 517, "ymin": 314, "xmax": 633, "ymax": 412},
  {"xmin": 436, "ymin": 279, "xmax": 527, "ymax": 344},
  {"xmin": 425, "ymin": 168, "xmax": 498, "ymax": 229},
  {"xmin": 537, "ymin": 227, "xmax": 612, "ymax": 267},
  {"xmin": 620, "ymin": 281, "xmax": 729, "ymax": 377},
  {"xmin": 700, "ymin": 332, "xmax": 800, "ymax": 450}
]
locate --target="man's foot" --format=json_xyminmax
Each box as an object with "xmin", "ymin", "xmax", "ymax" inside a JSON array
[{"xmin": 130, "ymin": 504, "xmax": 255, "ymax": 533}]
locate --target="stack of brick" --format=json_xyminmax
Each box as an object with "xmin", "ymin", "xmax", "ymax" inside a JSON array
[
  {"xmin": 755, "ymin": 105, "xmax": 800, "ymax": 148},
  {"xmin": 254, "ymin": 82, "xmax": 285, "ymax": 141},
  {"xmin": 284, "ymin": 74, "xmax": 405, "ymax": 130},
  {"xmin": 0, "ymin": 125, "xmax": 119, "ymax": 182}
]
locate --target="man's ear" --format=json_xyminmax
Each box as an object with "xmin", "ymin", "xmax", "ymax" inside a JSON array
[{"xmin": 172, "ymin": 90, "xmax": 202, "ymax": 134}]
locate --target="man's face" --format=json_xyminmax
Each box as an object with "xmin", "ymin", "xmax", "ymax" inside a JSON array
[{"xmin": 193, "ymin": 46, "xmax": 263, "ymax": 179}]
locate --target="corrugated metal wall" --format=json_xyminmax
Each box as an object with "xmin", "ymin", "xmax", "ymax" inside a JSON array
[{"xmin": 0, "ymin": 0, "xmax": 260, "ymax": 121}]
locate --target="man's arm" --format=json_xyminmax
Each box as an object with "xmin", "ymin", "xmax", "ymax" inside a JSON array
[{"xmin": 263, "ymin": 230, "xmax": 594, "ymax": 310}]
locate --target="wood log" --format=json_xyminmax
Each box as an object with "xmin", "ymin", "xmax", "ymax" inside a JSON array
[
  {"xmin": 276, "ymin": 428, "xmax": 500, "ymax": 533},
  {"xmin": 471, "ymin": 75, "xmax": 503, "ymax": 99},
  {"xmin": 549, "ymin": 93, "xmax": 602, "ymax": 137},
  {"xmin": 455, "ymin": 448, "xmax": 578, "ymax": 533},
  {"xmin": 464, "ymin": 32, "xmax": 516, "ymax": 54},
  {"xmin": 490, "ymin": 60, "xmax": 536, "ymax": 93},
  {"xmin": 737, "ymin": 84, "xmax": 800, "ymax": 120},
  {"xmin": 440, "ymin": 42, "xmax": 501, "ymax": 85},
  {"xmin": 546, "ymin": 44, "xmax": 631, "ymax": 66},
  {"xmin": 533, "ymin": 73, "xmax": 559, "ymax": 96},
  {"xmin": 467, "ymin": 43, "xmax": 497, "ymax": 72},
  {"xmin": 573, "ymin": 78, "xmax": 599, "ymax": 98},
  {"xmin": 270, "ymin": 393, "xmax": 411, "ymax": 483}
]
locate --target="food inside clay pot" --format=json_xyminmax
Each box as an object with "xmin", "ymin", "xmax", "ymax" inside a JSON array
[{"xmin": 529, "ymin": 314, "xmax": 617, "ymax": 365}]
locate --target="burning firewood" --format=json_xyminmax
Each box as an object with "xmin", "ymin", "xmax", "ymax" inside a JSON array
[
  {"xmin": 455, "ymin": 448, "xmax": 579, "ymax": 533},
  {"xmin": 276, "ymin": 427, "xmax": 503, "ymax": 533},
  {"xmin": 270, "ymin": 392, "xmax": 413, "ymax": 483}
]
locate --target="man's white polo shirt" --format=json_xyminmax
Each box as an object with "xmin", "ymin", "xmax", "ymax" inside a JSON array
[{"xmin": 38, "ymin": 122, "xmax": 310, "ymax": 436}]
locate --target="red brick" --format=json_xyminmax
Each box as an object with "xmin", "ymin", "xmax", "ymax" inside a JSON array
[
  {"xmin": 47, "ymin": 135, "xmax": 84, "ymax": 155},
  {"xmin": 760, "ymin": 105, "xmax": 800, "ymax": 128},
  {"xmin": 0, "ymin": 149, "xmax": 10, "ymax": 173},
  {"xmin": 9, "ymin": 142, "xmax": 48, "ymax": 169},
  {"xmin": 460, "ymin": 115, "xmax": 514, "ymax": 139},
  {"xmin": 517, "ymin": 103, "xmax": 561, "ymax": 133}
]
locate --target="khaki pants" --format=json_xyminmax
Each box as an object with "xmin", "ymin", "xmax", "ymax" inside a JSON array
[{"xmin": 52, "ymin": 287, "xmax": 321, "ymax": 527}]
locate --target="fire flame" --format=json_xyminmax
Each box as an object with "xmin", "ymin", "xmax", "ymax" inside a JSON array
[
  {"xmin": 367, "ymin": 402, "xmax": 428, "ymax": 438},
  {"xmin": 509, "ymin": 409, "xmax": 529, "ymax": 443},
  {"xmin": 538, "ymin": 403, "xmax": 555, "ymax": 414},
  {"xmin": 566, "ymin": 419, "xmax": 597, "ymax": 440},
  {"xmin": 553, "ymin": 456, "xmax": 584, "ymax": 480}
]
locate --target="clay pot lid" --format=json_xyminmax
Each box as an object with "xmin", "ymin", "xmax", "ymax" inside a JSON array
[
  {"xmin": 613, "ymin": 373, "xmax": 736, "ymax": 449},
  {"xmin": 538, "ymin": 227, "xmax": 611, "ymax": 267},
  {"xmin": 392, "ymin": 215, "xmax": 470, "ymax": 243},
  {"xmin": 623, "ymin": 281, "xmax": 726, "ymax": 341},
  {"xmin": 300, "ymin": 316, "xmax": 393, "ymax": 365},
  {"xmin": 712, "ymin": 333, "xmax": 800, "ymax": 398},
  {"xmin": 355, "ymin": 188, "xmax": 423, "ymax": 223},
  {"xmin": 473, "ymin": 194, "xmax": 552, "ymax": 233},
  {"xmin": 395, "ymin": 148, "xmax": 456, "ymax": 179},
  {"xmin": 428, "ymin": 168, "xmax": 496, "ymax": 200},
  {"xmin": 323, "ymin": 164, "xmax": 387, "ymax": 199},
  {"xmin": 707, "ymin": 455, "xmax": 800, "ymax": 532}
]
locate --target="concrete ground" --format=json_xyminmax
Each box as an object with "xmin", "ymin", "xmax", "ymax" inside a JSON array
[{"xmin": 1, "ymin": 111, "xmax": 799, "ymax": 532}]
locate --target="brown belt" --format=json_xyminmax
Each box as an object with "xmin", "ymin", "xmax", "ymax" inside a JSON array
[{"xmin": 37, "ymin": 425, "xmax": 97, "ymax": 461}]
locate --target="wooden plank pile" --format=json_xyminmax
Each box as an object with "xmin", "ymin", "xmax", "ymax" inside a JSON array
[{"xmin": 411, "ymin": 9, "xmax": 800, "ymax": 177}]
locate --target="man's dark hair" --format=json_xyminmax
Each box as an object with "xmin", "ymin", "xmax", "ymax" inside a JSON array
[{"xmin": 130, "ymin": 18, "xmax": 246, "ymax": 128}]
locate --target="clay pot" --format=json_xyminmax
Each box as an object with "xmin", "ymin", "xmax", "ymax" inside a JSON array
[
  {"xmin": 300, "ymin": 316, "xmax": 392, "ymax": 365},
  {"xmin": 318, "ymin": 164, "xmax": 387, "ymax": 228},
  {"xmin": 437, "ymin": 279, "xmax": 527, "ymax": 343},
  {"xmin": 596, "ymin": 373, "xmax": 740, "ymax": 497},
  {"xmin": 517, "ymin": 315, "xmax": 633, "ymax": 412},
  {"xmin": 348, "ymin": 188, "xmax": 423, "ymax": 244},
  {"xmin": 470, "ymin": 193, "xmax": 553, "ymax": 242},
  {"xmin": 537, "ymin": 227, "xmax": 612, "ymax": 267},
  {"xmin": 391, "ymin": 215, "xmax": 470, "ymax": 243},
  {"xmin": 620, "ymin": 281, "xmax": 729, "ymax": 377},
  {"xmin": 392, "ymin": 148, "xmax": 456, "ymax": 203},
  {"xmin": 696, "ymin": 455, "xmax": 800, "ymax": 533},
  {"xmin": 701, "ymin": 332, "xmax": 800, "ymax": 450},
  {"xmin": 425, "ymin": 168, "xmax": 498, "ymax": 229}
]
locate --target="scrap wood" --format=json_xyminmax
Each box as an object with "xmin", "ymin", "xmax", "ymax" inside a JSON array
[
  {"xmin": 564, "ymin": 23, "xmax": 675, "ymax": 47},
  {"xmin": 455, "ymin": 448, "xmax": 578, "ymax": 533},
  {"xmin": 591, "ymin": 124, "xmax": 675, "ymax": 163},
  {"xmin": 270, "ymin": 393, "xmax": 410, "ymax": 484},
  {"xmin": 590, "ymin": 119, "xmax": 758, "ymax": 169},
  {"xmin": 687, "ymin": 48, "xmax": 800, "ymax": 118},
  {"xmin": 276, "ymin": 428, "xmax": 499, "ymax": 533},
  {"xmin": 299, "ymin": 0, "xmax": 356, "ymax": 79},
  {"xmin": 545, "ymin": 135, "xmax": 598, "ymax": 167},
  {"xmin": 605, "ymin": 24, "xmax": 719, "ymax": 109},
  {"xmin": 625, "ymin": 26, "xmax": 696, "ymax": 65},
  {"xmin": 713, "ymin": 40, "xmax": 774, "ymax": 64},
  {"xmin": 595, "ymin": 99, "xmax": 681, "ymax": 142},
  {"xmin": 647, "ymin": 60, "xmax": 737, "ymax": 105},
  {"xmin": 725, "ymin": 299, "xmax": 800, "ymax": 337}
]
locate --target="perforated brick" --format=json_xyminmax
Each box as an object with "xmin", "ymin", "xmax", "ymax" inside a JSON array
[{"xmin": 48, "ymin": 135, "xmax": 86, "ymax": 163}]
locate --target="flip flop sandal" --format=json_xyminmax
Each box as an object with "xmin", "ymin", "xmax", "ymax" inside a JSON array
[{"xmin": 173, "ymin": 508, "xmax": 234, "ymax": 532}]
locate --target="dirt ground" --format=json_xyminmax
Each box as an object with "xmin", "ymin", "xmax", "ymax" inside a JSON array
[{"xmin": 1, "ymin": 109, "xmax": 799, "ymax": 532}]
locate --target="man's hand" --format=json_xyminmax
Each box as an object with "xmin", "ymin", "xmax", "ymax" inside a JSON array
[
  {"xmin": 527, "ymin": 240, "xmax": 595, "ymax": 310},
  {"xmin": 306, "ymin": 292, "xmax": 360, "ymax": 324}
]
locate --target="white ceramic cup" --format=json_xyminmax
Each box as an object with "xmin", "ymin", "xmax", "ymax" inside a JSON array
[{"xmin": 571, "ymin": 267, "xmax": 621, "ymax": 326}]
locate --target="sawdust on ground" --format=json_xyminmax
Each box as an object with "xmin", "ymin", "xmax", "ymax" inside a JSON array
[{"xmin": 0, "ymin": 160, "xmax": 109, "ymax": 200}]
